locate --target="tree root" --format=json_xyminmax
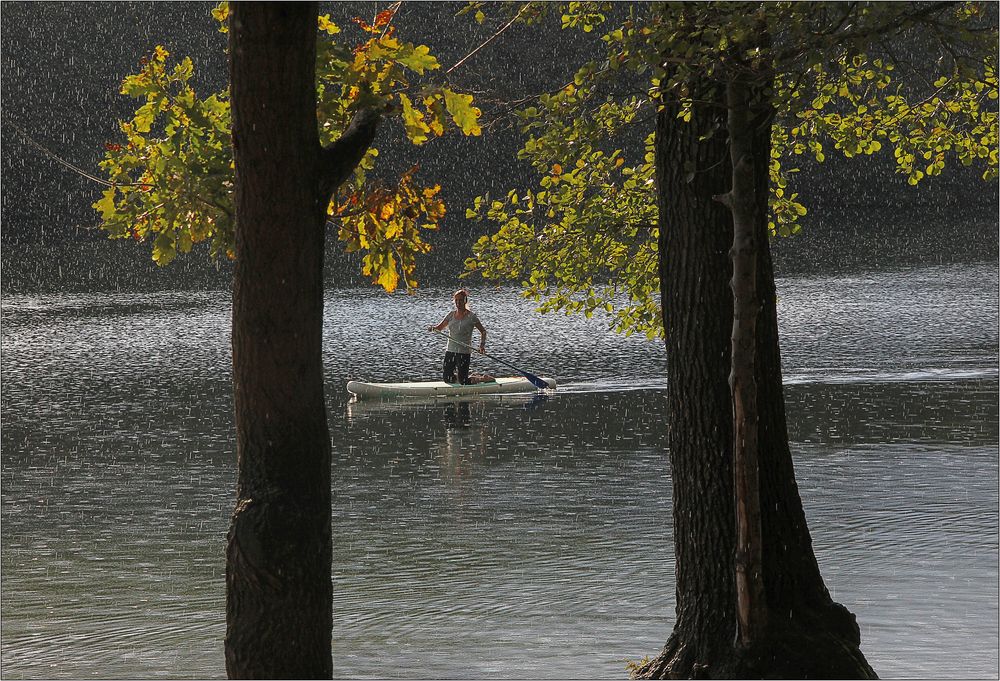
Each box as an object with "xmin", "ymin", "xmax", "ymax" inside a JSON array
[
  {"xmin": 631, "ymin": 606, "xmax": 877, "ymax": 679},
  {"xmin": 632, "ymin": 635, "xmax": 712, "ymax": 679}
]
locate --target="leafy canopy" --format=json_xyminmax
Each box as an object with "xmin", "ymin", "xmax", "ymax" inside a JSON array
[
  {"xmin": 95, "ymin": 3, "xmax": 482, "ymax": 291},
  {"xmin": 464, "ymin": 1, "xmax": 998, "ymax": 338}
]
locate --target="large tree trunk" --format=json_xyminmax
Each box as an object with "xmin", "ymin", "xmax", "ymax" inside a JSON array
[
  {"xmin": 226, "ymin": 3, "xmax": 331, "ymax": 678},
  {"xmin": 224, "ymin": 2, "xmax": 380, "ymax": 676},
  {"xmin": 633, "ymin": 73, "xmax": 876, "ymax": 679}
]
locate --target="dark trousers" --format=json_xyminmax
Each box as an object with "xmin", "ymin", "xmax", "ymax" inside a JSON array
[{"xmin": 443, "ymin": 351, "xmax": 471, "ymax": 384}]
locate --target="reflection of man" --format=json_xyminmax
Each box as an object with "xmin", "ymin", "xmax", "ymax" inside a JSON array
[
  {"xmin": 437, "ymin": 403, "xmax": 489, "ymax": 480},
  {"xmin": 444, "ymin": 402, "xmax": 472, "ymax": 429}
]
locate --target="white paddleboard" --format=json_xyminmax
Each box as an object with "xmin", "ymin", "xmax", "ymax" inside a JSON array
[{"xmin": 346, "ymin": 376, "xmax": 556, "ymax": 399}]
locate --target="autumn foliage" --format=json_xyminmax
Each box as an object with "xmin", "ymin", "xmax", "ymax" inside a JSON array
[{"xmin": 94, "ymin": 2, "xmax": 481, "ymax": 292}]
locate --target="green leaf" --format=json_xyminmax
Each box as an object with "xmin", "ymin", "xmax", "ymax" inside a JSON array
[
  {"xmin": 396, "ymin": 43, "xmax": 439, "ymax": 75},
  {"xmin": 152, "ymin": 232, "xmax": 176, "ymax": 266},
  {"xmin": 443, "ymin": 89, "xmax": 482, "ymax": 136},
  {"xmin": 177, "ymin": 230, "xmax": 194, "ymax": 254},
  {"xmin": 133, "ymin": 101, "xmax": 157, "ymax": 133},
  {"xmin": 94, "ymin": 187, "xmax": 117, "ymax": 219},
  {"xmin": 121, "ymin": 74, "xmax": 156, "ymax": 98}
]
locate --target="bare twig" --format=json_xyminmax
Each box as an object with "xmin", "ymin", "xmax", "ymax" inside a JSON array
[
  {"xmin": 446, "ymin": 3, "xmax": 531, "ymax": 75},
  {"xmin": 6, "ymin": 118, "xmax": 117, "ymax": 188},
  {"xmin": 5, "ymin": 116, "xmax": 233, "ymax": 218}
]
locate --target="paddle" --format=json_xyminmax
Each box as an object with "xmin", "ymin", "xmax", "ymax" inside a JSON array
[{"xmin": 432, "ymin": 330, "xmax": 551, "ymax": 390}]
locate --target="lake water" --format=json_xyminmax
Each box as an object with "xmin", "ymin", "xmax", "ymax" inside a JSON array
[{"xmin": 2, "ymin": 262, "xmax": 997, "ymax": 679}]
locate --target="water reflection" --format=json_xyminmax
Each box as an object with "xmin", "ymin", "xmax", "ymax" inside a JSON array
[
  {"xmin": 332, "ymin": 390, "xmax": 673, "ymax": 678},
  {"xmin": 1, "ymin": 262, "xmax": 997, "ymax": 679},
  {"xmin": 436, "ymin": 402, "xmax": 484, "ymax": 481},
  {"xmin": 785, "ymin": 379, "xmax": 998, "ymax": 445}
]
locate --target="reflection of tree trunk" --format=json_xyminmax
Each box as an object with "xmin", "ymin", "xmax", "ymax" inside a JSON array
[
  {"xmin": 634, "ymin": 68, "xmax": 876, "ymax": 679},
  {"xmin": 225, "ymin": 3, "xmax": 379, "ymax": 677}
]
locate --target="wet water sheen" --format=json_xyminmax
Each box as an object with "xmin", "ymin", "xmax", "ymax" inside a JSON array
[{"xmin": 2, "ymin": 263, "xmax": 997, "ymax": 679}]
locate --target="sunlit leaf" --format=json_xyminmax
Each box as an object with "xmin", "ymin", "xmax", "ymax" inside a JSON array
[
  {"xmin": 152, "ymin": 232, "xmax": 176, "ymax": 266},
  {"xmin": 396, "ymin": 43, "xmax": 439, "ymax": 75},
  {"xmin": 443, "ymin": 89, "xmax": 482, "ymax": 136},
  {"xmin": 94, "ymin": 187, "xmax": 117, "ymax": 219},
  {"xmin": 398, "ymin": 93, "xmax": 430, "ymax": 144},
  {"xmin": 318, "ymin": 14, "xmax": 341, "ymax": 34}
]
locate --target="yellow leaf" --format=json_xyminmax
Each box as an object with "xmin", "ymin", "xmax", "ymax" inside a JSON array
[
  {"xmin": 318, "ymin": 14, "xmax": 341, "ymax": 34},
  {"xmin": 384, "ymin": 219, "xmax": 403, "ymax": 239},
  {"xmin": 211, "ymin": 2, "xmax": 229, "ymax": 23},
  {"xmin": 378, "ymin": 36, "xmax": 401, "ymax": 51},
  {"xmin": 211, "ymin": 2, "xmax": 230, "ymax": 32},
  {"xmin": 398, "ymin": 93, "xmax": 429, "ymax": 144},
  {"xmin": 428, "ymin": 112, "xmax": 444, "ymax": 136},
  {"xmin": 377, "ymin": 253, "xmax": 400, "ymax": 292}
]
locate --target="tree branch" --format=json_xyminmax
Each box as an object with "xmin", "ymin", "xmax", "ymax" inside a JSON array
[
  {"xmin": 6, "ymin": 116, "xmax": 234, "ymax": 219},
  {"xmin": 773, "ymin": 1, "xmax": 958, "ymax": 68},
  {"xmin": 446, "ymin": 4, "xmax": 531, "ymax": 76},
  {"xmin": 318, "ymin": 105, "xmax": 383, "ymax": 204}
]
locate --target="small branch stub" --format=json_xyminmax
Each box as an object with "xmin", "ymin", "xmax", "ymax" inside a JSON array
[{"xmin": 713, "ymin": 191, "xmax": 734, "ymax": 208}]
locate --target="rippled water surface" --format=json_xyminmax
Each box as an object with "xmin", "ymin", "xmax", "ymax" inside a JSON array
[{"xmin": 2, "ymin": 263, "xmax": 997, "ymax": 679}]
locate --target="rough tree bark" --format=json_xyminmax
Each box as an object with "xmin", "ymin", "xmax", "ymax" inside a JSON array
[
  {"xmin": 225, "ymin": 3, "xmax": 379, "ymax": 678},
  {"xmin": 633, "ymin": 72, "xmax": 877, "ymax": 679}
]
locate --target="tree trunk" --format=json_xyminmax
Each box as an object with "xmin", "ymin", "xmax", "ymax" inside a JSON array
[
  {"xmin": 225, "ymin": 4, "xmax": 381, "ymax": 676},
  {"xmin": 721, "ymin": 76, "xmax": 768, "ymax": 649},
  {"xmin": 633, "ymin": 74, "xmax": 877, "ymax": 679},
  {"xmin": 226, "ymin": 3, "xmax": 330, "ymax": 677},
  {"xmin": 224, "ymin": 3, "xmax": 384, "ymax": 677}
]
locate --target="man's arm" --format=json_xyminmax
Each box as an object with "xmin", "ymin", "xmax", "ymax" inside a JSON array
[
  {"xmin": 428, "ymin": 312, "xmax": 452, "ymax": 332},
  {"xmin": 474, "ymin": 318, "xmax": 487, "ymax": 353}
]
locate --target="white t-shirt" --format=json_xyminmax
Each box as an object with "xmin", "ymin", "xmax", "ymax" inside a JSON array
[{"xmin": 444, "ymin": 311, "xmax": 480, "ymax": 354}]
